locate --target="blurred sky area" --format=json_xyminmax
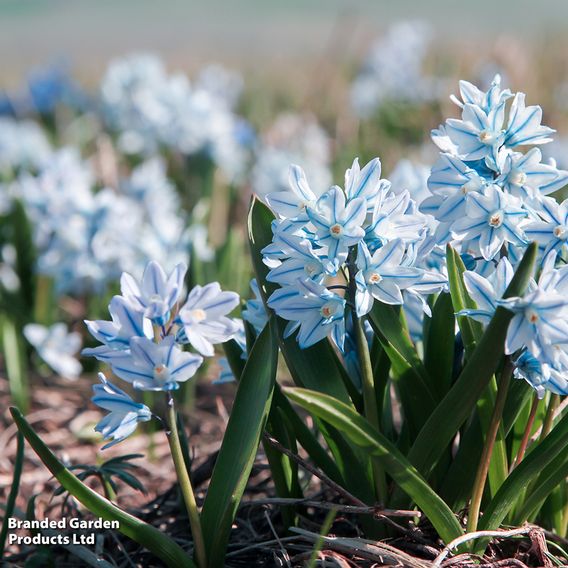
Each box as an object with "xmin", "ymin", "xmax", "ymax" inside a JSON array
[{"xmin": 2, "ymin": 0, "xmax": 568, "ymax": 81}]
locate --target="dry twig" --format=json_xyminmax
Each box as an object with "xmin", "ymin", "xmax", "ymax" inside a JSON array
[{"xmin": 432, "ymin": 525, "xmax": 535, "ymax": 567}]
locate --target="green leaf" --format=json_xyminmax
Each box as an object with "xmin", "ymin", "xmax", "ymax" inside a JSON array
[
  {"xmin": 445, "ymin": 245, "xmax": 483, "ymax": 356},
  {"xmin": 2, "ymin": 318, "xmax": 29, "ymax": 412},
  {"xmin": 9, "ymin": 407, "xmax": 192, "ymax": 568},
  {"xmin": 404, "ymin": 243, "xmax": 537, "ymax": 482},
  {"xmin": 201, "ymin": 318, "xmax": 278, "ymax": 568},
  {"xmin": 0, "ymin": 431, "xmax": 24, "ymax": 558},
  {"xmin": 284, "ymin": 387, "xmax": 463, "ymax": 544},
  {"xmin": 477, "ymin": 410, "xmax": 568, "ymax": 548},
  {"xmin": 439, "ymin": 414, "xmax": 483, "ymax": 510},
  {"xmin": 424, "ymin": 292, "xmax": 455, "ymax": 398},
  {"xmin": 273, "ymin": 385, "xmax": 343, "ymax": 484},
  {"xmin": 514, "ymin": 452, "xmax": 568, "ymax": 524},
  {"xmin": 502, "ymin": 378, "xmax": 533, "ymax": 437},
  {"xmin": 446, "ymin": 246, "xmax": 508, "ymax": 496},
  {"xmin": 247, "ymin": 198, "xmax": 279, "ymax": 299},
  {"xmin": 11, "ymin": 200, "xmax": 37, "ymax": 312},
  {"xmin": 222, "ymin": 337, "xmax": 246, "ymax": 381},
  {"xmin": 368, "ymin": 303, "xmax": 437, "ymax": 437},
  {"xmin": 368, "ymin": 303, "xmax": 430, "ymax": 382},
  {"xmin": 247, "ymin": 198, "xmax": 355, "ymax": 405},
  {"xmin": 247, "ymin": 198, "xmax": 373, "ymax": 500},
  {"xmin": 263, "ymin": 405, "xmax": 301, "ymax": 529}
]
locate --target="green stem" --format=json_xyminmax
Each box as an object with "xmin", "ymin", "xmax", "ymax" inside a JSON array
[
  {"xmin": 467, "ymin": 359, "xmax": 513, "ymax": 534},
  {"xmin": 166, "ymin": 397, "xmax": 207, "ymax": 568},
  {"xmin": 347, "ymin": 250, "xmax": 387, "ymax": 502},
  {"xmin": 0, "ymin": 431, "xmax": 24, "ymax": 557},
  {"xmin": 539, "ymin": 394, "xmax": 560, "ymax": 442},
  {"xmin": 99, "ymin": 473, "xmax": 117, "ymax": 502}
]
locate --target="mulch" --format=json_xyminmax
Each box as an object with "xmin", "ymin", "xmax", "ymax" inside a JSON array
[{"xmin": 1, "ymin": 375, "xmax": 566, "ymax": 567}]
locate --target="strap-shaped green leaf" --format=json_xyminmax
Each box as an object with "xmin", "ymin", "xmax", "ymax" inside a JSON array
[
  {"xmin": 273, "ymin": 385, "xmax": 343, "ymax": 484},
  {"xmin": 368, "ymin": 303, "xmax": 437, "ymax": 437},
  {"xmin": 0, "ymin": 431, "xmax": 24, "ymax": 558},
  {"xmin": 201, "ymin": 318, "xmax": 278, "ymax": 567},
  {"xmin": 9, "ymin": 408, "xmax": 191, "ymax": 568},
  {"xmin": 424, "ymin": 292, "xmax": 455, "ymax": 398},
  {"xmin": 404, "ymin": 243, "xmax": 537, "ymax": 481},
  {"xmin": 284, "ymin": 387, "xmax": 463, "ymax": 544},
  {"xmin": 479, "ymin": 409, "xmax": 568, "ymax": 533},
  {"xmin": 222, "ymin": 337, "xmax": 246, "ymax": 380},
  {"xmin": 247, "ymin": 198, "xmax": 374, "ymax": 500},
  {"xmin": 2, "ymin": 318, "xmax": 29, "ymax": 413},
  {"xmin": 514, "ymin": 452, "xmax": 568, "ymax": 524},
  {"xmin": 446, "ymin": 246, "xmax": 508, "ymax": 495},
  {"xmin": 446, "ymin": 245, "xmax": 483, "ymax": 356},
  {"xmin": 247, "ymin": 198, "xmax": 354, "ymax": 404}
]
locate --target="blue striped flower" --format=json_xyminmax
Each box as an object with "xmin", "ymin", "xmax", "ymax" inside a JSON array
[
  {"xmin": 365, "ymin": 188, "xmax": 427, "ymax": 251},
  {"xmin": 524, "ymin": 197, "xmax": 568, "ymax": 260},
  {"xmin": 451, "ymin": 184, "xmax": 527, "ymax": 260},
  {"xmin": 265, "ymin": 164, "xmax": 321, "ymax": 220},
  {"xmin": 23, "ymin": 322, "xmax": 82, "ymax": 379},
  {"xmin": 422, "ymin": 154, "xmax": 487, "ymax": 222},
  {"xmin": 306, "ymin": 186, "xmax": 366, "ymax": 263},
  {"xmin": 355, "ymin": 240, "xmax": 423, "ymax": 316},
  {"xmin": 445, "ymin": 101, "xmax": 506, "ymax": 161},
  {"xmin": 92, "ymin": 373, "xmax": 152, "ymax": 449},
  {"xmin": 504, "ymin": 93, "xmax": 555, "ymax": 148},
  {"xmin": 102, "ymin": 336, "xmax": 203, "ymax": 391},
  {"xmin": 449, "ymin": 75, "xmax": 512, "ymax": 114},
  {"xmin": 177, "ymin": 282, "xmax": 240, "ymax": 356},
  {"xmin": 121, "ymin": 260, "xmax": 187, "ymax": 325},
  {"xmin": 344, "ymin": 157, "xmax": 386, "ymax": 211},
  {"xmin": 267, "ymin": 278, "xmax": 346, "ymax": 349},
  {"xmin": 500, "ymin": 284, "xmax": 568, "ymax": 358},
  {"xmin": 513, "ymin": 351, "xmax": 568, "ymax": 399},
  {"xmin": 458, "ymin": 257, "xmax": 514, "ymax": 324},
  {"xmin": 266, "ymin": 233, "xmax": 334, "ymax": 287},
  {"xmin": 496, "ymin": 148, "xmax": 568, "ymax": 200},
  {"xmin": 213, "ymin": 358, "xmax": 237, "ymax": 385},
  {"xmin": 242, "ymin": 279, "xmax": 269, "ymax": 334},
  {"xmin": 85, "ymin": 295, "xmax": 149, "ymax": 350}
]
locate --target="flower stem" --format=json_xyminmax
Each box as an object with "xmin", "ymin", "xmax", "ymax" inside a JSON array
[
  {"xmin": 539, "ymin": 394, "xmax": 560, "ymax": 442},
  {"xmin": 511, "ymin": 393, "xmax": 539, "ymax": 470},
  {"xmin": 347, "ymin": 248, "xmax": 387, "ymax": 502},
  {"xmin": 99, "ymin": 473, "xmax": 116, "ymax": 502},
  {"xmin": 353, "ymin": 312, "xmax": 388, "ymax": 502},
  {"xmin": 166, "ymin": 397, "xmax": 207, "ymax": 568},
  {"xmin": 467, "ymin": 359, "xmax": 513, "ymax": 534}
]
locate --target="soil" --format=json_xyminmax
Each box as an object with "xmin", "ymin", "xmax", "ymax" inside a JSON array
[{"xmin": 1, "ymin": 375, "xmax": 565, "ymax": 567}]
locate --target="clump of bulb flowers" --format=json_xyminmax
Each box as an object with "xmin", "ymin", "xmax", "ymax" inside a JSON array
[
  {"xmin": 261, "ymin": 74, "xmax": 568, "ymax": 400},
  {"xmin": 82, "ymin": 260, "xmax": 240, "ymax": 447},
  {"xmin": 0, "ymin": 54, "xmax": 252, "ymax": 383},
  {"xmin": 8, "ymin": 56, "xmax": 568, "ymax": 568}
]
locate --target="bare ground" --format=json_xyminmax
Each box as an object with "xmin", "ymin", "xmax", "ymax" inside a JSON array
[{"xmin": 1, "ymin": 375, "xmax": 565, "ymax": 567}]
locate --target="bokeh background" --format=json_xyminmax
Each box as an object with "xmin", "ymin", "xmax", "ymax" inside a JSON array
[{"xmin": 3, "ymin": 0, "xmax": 568, "ymax": 542}]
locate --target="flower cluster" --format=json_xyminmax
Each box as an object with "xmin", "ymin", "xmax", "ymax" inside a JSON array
[
  {"xmin": 260, "ymin": 75, "xmax": 568, "ymax": 401},
  {"xmin": 83, "ymin": 260, "xmax": 240, "ymax": 446},
  {"xmin": 23, "ymin": 323, "xmax": 83, "ymax": 379},
  {"xmin": 262, "ymin": 157, "xmax": 444, "ymax": 353},
  {"xmin": 251, "ymin": 112, "xmax": 332, "ymax": 201},
  {"xmin": 0, "ymin": 59, "xmax": 86, "ymax": 118},
  {"xmin": 350, "ymin": 21, "xmax": 442, "ymax": 118},
  {"xmin": 422, "ymin": 75, "xmax": 568, "ymax": 397},
  {"xmin": 424, "ymin": 75, "xmax": 568, "ymax": 262},
  {"xmin": 0, "ymin": 117, "xmax": 52, "ymax": 175},
  {"xmin": 100, "ymin": 54, "xmax": 252, "ymax": 181},
  {"xmin": 9, "ymin": 150, "xmax": 190, "ymax": 294}
]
